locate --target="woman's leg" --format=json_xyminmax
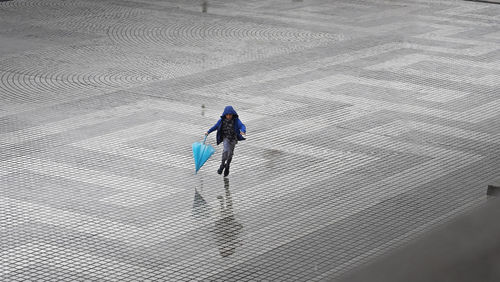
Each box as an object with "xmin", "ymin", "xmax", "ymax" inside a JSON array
[
  {"xmin": 218, "ymin": 138, "xmax": 230, "ymax": 174},
  {"xmin": 222, "ymin": 138, "xmax": 230, "ymax": 162},
  {"xmin": 224, "ymin": 140, "xmax": 236, "ymax": 176}
]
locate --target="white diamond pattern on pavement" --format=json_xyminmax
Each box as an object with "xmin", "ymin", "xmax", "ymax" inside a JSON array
[{"xmin": 1, "ymin": 0, "xmax": 500, "ymax": 281}]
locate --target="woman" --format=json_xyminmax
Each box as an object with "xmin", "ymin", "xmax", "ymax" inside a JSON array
[{"xmin": 205, "ymin": 106, "xmax": 246, "ymax": 176}]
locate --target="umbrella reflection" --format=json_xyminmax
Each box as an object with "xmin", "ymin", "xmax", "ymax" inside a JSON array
[
  {"xmin": 192, "ymin": 177, "xmax": 211, "ymax": 219},
  {"xmin": 214, "ymin": 178, "xmax": 243, "ymax": 257}
]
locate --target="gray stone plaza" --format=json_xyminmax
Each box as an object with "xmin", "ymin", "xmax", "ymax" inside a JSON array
[{"xmin": 1, "ymin": 0, "xmax": 500, "ymax": 281}]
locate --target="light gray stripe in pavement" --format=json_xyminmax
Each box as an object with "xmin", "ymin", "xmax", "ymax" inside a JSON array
[
  {"xmin": 208, "ymin": 7, "xmax": 418, "ymax": 35},
  {"xmin": 0, "ymin": 156, "xmax": 194, "ymax": 207},
  {"xmin": 1, "ymin": 157, "xmax": 180, "ymax": 195},
  {"xmin": 341, "ymin": 131, "xmax": 470, "ymax": 158},
  {"xmin": 366, "ymin": 52, "xmax": 500, "ymax": 88},
  {"xmin": 280, "ymin": 74, "xmax": 468, "ymax": 106},
  {"xmin": 388, "ymin": 69, "xmax": 499, "ymax": 87},
  {"xmin": 370, "ymin": 120, "xmax": 500, "ymax": 145},
  {"xmin": 251, "ymin": 106, "xmax": 378, "ymax": 141},
  {"xmin": 284, "ymin": 90, "xmax": 463, "ymax": 122},
  {"xmin": 406, "ymin": 41, "xmax": 498, "ymax": 56},
  {"xmin": 419, "ymin": 91, "xmax": 468, "ymax": 103},
  {"xmin": 416, "ymin": 23, "xmax": 494, "ymax": 43},
  {"xmin": 417, "ymin": 15, "xmax": 498, "ymax": 27},
  {"xmin": 0, "ymin": 197, "xmax": 143, "ymax": 243},
  {"xmin": 485, "ymin": 31, "xmax": 500, "ymax": 39},
  {"xmin": 72, "ymin": 119, "xmax": 201, "ymax": 148},
  {"xmin": 280, "ymin": 74, "xmax": 499, "ymax": 123},
  {"xmin": 0, "ymin": 103, "xmax": 140, "ymax": 145},
  {"xmin": 438, "ymin": 4, "xmax": 500, "ymax": 21},
  {"xmin": 0, "ymin": 242, "xmax": 153, "ymax": 278},
  {"xmin": 404, "ymin": 22, "xmax": 498, "ymax": 55},
  {"xmin": 340, "ymin": 131, "xmax": 476, "ymax": 159},
  {"xmin": 362, "ymin": 0, "xmax": 462, "ymax": 7},
  {"xmin": 137, "ymin": 98, "xmax": 265, "ymax": 121},
  {"xmin": 462, "ymin": 98, "xmax": 500, "ymax": 123},
  {"xmin": 0, "ymin": 99, "xmax": 262, "ymax": 145},
  {"xmin": 251, "ymin": 139, "xmax": 379, "ymax": 163},
  {"xmin": 367, "ymin": 53, "xmax": 500, "ymax": 72},
  {"xmin": 188, "ymin": 87, "xmax": 306, "ymax": 116},
  {"xmin": 368, "ymin": 68, "xmax": 500, "ymax": 89},
  {"xmin": 0, "ymin": 85, "xmax": 117, "ymax": 118}
]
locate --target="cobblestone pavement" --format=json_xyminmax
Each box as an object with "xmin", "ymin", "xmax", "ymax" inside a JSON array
[{"xmin": 1, "ymin": 0, "xmax": 500, "ymax": 281}]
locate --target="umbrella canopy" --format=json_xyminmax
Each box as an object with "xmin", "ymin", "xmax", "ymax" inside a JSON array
[{"xmin": 192, "ymin": 136, "xmax": 215, "ymax": 173}]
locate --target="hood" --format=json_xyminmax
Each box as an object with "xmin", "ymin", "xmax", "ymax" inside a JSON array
[{"xmin": 221, "ymin": 106, "xmax": 238, "ymax": 118}]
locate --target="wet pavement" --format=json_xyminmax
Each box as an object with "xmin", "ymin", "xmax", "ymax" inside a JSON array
[{"xmin": 1, "ymin": 0, "xmax": 500, "ymax": 281}]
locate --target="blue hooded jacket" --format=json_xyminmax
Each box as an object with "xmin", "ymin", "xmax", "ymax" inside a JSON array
[{"xmin": 207, "ymin": 106, "xmax": 246, "ymax": 145}]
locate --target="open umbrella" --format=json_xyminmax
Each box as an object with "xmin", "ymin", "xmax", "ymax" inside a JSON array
[{"xmin": 192, "ymin": 135, "xmax": 215, "ymax": 173}]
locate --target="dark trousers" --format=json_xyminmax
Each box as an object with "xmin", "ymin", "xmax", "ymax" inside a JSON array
[{"xmin": 221, "ymin": 138, "xmax": 237, "ymax": 165}]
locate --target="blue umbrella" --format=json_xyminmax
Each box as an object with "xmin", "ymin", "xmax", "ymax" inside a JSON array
[{"xmin": 192, "ymin": 135, "xmax": 215, "ymax": 173}]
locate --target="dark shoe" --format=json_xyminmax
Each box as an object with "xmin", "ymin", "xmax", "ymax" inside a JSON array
[
  {"xmin": 217, "ymin": 163, "xmax": 225, "ymax": 175},
  {"xmin": 223, "ymin": 164, "xmax": 230, "ymax": 177}
]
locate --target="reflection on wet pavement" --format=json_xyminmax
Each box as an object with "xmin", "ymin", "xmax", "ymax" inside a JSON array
[
  {"xmin": 214, "ymin": 178, "xmax": 243, "ymax": 257},
  {"xmin": 192, "ymin": 177, "xmax": 211, "ymax": 219}
]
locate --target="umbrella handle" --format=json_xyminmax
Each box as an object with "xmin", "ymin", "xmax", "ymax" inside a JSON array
[{"xmin": 197, "ymin": 136, "xmax": 208, "ymax": 172}]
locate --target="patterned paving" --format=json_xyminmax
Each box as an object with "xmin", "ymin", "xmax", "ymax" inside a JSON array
[{"xmin": 1, "ymin": 0, "xmax": 500, "ymax": 281}]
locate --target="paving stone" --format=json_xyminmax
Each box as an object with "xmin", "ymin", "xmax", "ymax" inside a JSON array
[{"xmin": 1, "ymin": 0, "xmax": 499, "ymax": 281}]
